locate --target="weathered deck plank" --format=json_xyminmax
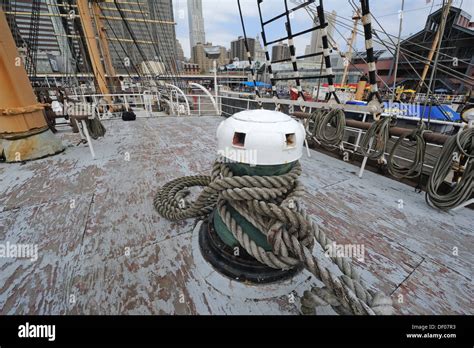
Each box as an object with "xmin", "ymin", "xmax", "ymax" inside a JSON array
[{"xmin": 0, "ymin": 116, "xmax": 472, "ymax": 315}]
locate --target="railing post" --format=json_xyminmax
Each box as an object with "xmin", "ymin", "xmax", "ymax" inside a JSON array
[{"xmin": 198, "ymin": 96, "xmax": 201, "ymax": 116}]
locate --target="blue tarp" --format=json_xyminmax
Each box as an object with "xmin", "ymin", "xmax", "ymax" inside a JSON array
[
  {"xmin": 346, "ymin": 101, "xmax": 461, "ymax": 122},
  {"xmin": 382, "ymin": 102, "xmax": 461, "ymax": 122},
  {"xmin": 240, "ymin": 81, "xmax": 271, "ymax": 88}
]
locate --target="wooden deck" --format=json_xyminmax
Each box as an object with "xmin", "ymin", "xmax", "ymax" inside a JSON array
[{"xmin": 0, "ymin": 116, "xmax": 472, "ymax": 315}]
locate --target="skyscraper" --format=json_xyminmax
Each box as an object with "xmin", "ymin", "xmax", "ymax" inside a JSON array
[
  {"xmin": 176, "ymin": 39, "xmax": 185, "ymax": 62},
  {"xmin": 187, "ymin": 0, "xmax": 206, "ymax": 53}
]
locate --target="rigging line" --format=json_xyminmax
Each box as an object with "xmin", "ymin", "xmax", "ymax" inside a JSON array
[
  {"xmin": 133, "ymin": 0, "xmax": 179, "ymax": 88},
  {"xmin": 284, "ymin": 0, "xmax": 305, "ymax": 102},
  {"xmin": 237, "ymin": 0, "xmax": 261, "ymax": 103},
  {"xmin": 367, "ymin": 18, "xmax": 455, "ymax": 121},
  {"xmin": 138, "ymin": 1, "xmax": 176, "ymax": 75},
  {"xmin": 331, "ymin": 14, "xmax": 471, "ymax": 75},
  {"xmin": 152, "ymin": 1, "xmax": 180, "ymax": 77},
  {"xmin": 298, "ymin": 6, "xmax": 472, "ymax": 87},
  {"xmin": 378, "ymin": 3, "xmax": 442, "ymax": 18},
  {"xmin": 360, "ymin": 20, "xmax": 461, "ymax": 118},
  {"xmin": 257, "ymin": 0, "xmax": 281, "ymax": 105},
  {"xmin": 397, "ymin": 49, "xmax": 473, "ymax": 85},
  {"xmin": 329, "ymin": 15, "xmax": 474, "ymax": 82},
  {"xmin": 367, "ymin": 3, "xmax": 474, "ymax": 79},
  {"xmin": 148, "ymin": 0, "xmax": 183, "ymax": 88},
  {"xmin": 114, "ymin": 0, "xmax": 154, "ymax": 80},
  {"xmin": 424, "ymin": 0, "xmax": 451, "ymax": 126},
  {"xmin": 327, "ymin": 9, "xmax": 473, "ymax": 67},
  {"xmin": 392, "ymin": 0, "xmax": 404, "ymax": 102},
  {"xmin": 152, "ymin": 1, "xmax": 185, "ymax": 92},
  {"xmin": 328, "ymin": 10, "xmax": 474, "ymax": 67},
  {"xmin": 304, "ymin": 4, "xmax": 364, "ymax": 80},
  {"xmin": 105, "ymin": 17, "xmax": 134, "ymax": 81},
  {"xmin": 316, "ymin": 0, "xmax": 340, "ymax": 103},
  {"xmin": 303, "ymin": 6, "xmax": 393, "ymax": 93},
  {"xmin": 102, "ymin": 9, "xmax": 142, "ymax": 78},
  {"xmin": 416, "ymin": 0, "xmax": 450, "ymax": 191}
]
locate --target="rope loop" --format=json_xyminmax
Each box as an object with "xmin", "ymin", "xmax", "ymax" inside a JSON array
[{"xmin": 306, "ymin": 108, "xmax": 346, "ymax": 148}]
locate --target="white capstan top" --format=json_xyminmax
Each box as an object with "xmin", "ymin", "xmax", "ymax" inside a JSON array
[{"xmin": 216, "ymin": 109, "xmax": 305, "ymax": 165}]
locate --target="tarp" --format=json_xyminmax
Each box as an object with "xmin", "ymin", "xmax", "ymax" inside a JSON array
[
  {"xmin": 346, "ymin": 101, "xmax": 461, "ymax": 122},
  {"xmin": 382, "ymin": 102, "xmax": 461, "ymax": 122},
  {"xmin": 240, "ymin": 81, "xmax": 271, "ymax": 88}
]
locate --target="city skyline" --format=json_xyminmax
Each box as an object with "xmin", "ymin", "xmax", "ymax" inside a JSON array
[{"xmin": 173, "ymin": 0, "xmax": 473, "ymax": 59}]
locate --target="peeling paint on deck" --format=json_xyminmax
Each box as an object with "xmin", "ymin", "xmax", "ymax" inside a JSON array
[{"xmin": 0, "ymin": 116, "xmax": 472, "ymax": 315}]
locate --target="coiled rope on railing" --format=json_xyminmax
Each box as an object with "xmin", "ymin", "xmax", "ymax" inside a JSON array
[
  {"xmin": 307, "ymin": 109, "xmax": 346, "ymax": 148},
  {"xmin": 388, "ymin": 125, "xmax": 429, "ymax": 179},
  {"xmin": 426, "ymin": 127, "xmax": 474, "ymax": 210},
  {"xmin": 154, "ymin": 159, "xmax": 393, "ymax": 315},
  {"xmin": 359, "ymin": 116, "xmax": 391, "ymax": 160}
]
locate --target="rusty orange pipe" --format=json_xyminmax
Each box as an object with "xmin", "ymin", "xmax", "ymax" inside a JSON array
[{"xmin": 0, "ymin": 8, "xmax": 48, "ymax": 136}]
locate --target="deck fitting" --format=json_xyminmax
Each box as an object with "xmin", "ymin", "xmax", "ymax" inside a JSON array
[{"xmin": 199, "ymin": 212, "xmax": 302, "ymax": 284}]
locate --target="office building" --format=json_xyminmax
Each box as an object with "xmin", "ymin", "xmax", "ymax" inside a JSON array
[
  {"xmin": 272, "ymin": 42, "xmax": 290, "ymax": 62},
  {"xmin": 192, "ymin": 42, "xmax": 227, "ymax": 73},
  {"xmin": 187, "ymin": 0, "xmax": 206, "ymax": 53}
]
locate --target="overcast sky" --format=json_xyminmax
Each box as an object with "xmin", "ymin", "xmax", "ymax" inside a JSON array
[{"xmin": 172, "ymin": 0, "xmax": 473, "ymax": 59}]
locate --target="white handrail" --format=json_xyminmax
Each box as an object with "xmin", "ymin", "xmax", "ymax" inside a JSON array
[
  {"xmin": 188, "ymin": 82, "xmax": 220, "ymax": 115},
  {"xmin": 164, "ymin": 83, "xmax": 191, "ymax": 116}
]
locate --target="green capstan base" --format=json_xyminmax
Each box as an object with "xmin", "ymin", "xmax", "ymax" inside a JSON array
[
  {"xmin": 213, "ymin": 161, "xmax": 297, "ymax": 250},
  {"xmin": 214, "ymin": 204, "xmax": 272, "ymax": 251}
]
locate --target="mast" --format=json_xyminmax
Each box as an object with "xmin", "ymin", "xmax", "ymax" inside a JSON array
[
  {"xmin": 391, "ymin": 0, "xmax": 404, "ymax": 101},
  {"xmin": 76, "ymin": 0, "xmax": 112, "ymax": 101},
  {"xmin": 341, "ymin": 9, "xmax": 360, "ymax": 87},
  {"xmin": 91, "ymin": 1, "xmax": 121, "ymax": 93},
  {"xmin": 92, "ymin": 2, "xmax": 115, "ymax": 78},
  {"xmin": 0, "ymin": 7, "xmax": 64, "ymax": 162},
  {"xmin": 414, "ymin": 0, "xmax": 453, "ymax": 95}
]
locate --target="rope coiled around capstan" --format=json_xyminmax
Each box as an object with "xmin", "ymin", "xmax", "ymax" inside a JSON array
[{"xmin": 154, "ymin": 159, "xmax": 393, "ymax": 315}]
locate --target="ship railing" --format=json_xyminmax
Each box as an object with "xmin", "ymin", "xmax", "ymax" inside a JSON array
[
  {"xmin": 67, "ymin": 92, "xmax": 158, "ymax": 119},
  {"xmin": 185, "ymin": 94, "xmax": 221, "ymax": 116},
  {"xmin": 66, "ymin": 90, "xmax": 224, "ymax": 118},
  {"xmin": 218, "ymin": 94, "xmax": 465, "ymax": 178}
]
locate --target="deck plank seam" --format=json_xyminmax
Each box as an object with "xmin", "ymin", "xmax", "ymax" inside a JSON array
[
  {"xmin": 390, "ymin": 239, "xmax": 472, "ymax": 281},
  {"xmin": 390, "ymin": 257, "xmax": 426, "ymax": 296}
]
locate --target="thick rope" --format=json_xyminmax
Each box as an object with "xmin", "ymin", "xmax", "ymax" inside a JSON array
[
  {"xmin": 388, "ymin": 125, "xmax": 429, "ymax": 179},
  {"xmin": 154, "ymin": 160, "xmax": 393, "ymax": 315},
  {"xmin": 426, "ymin": 127, "xmax": 474, "ymax": 210},
  {"xmin": 307, "ymin": 109, "xmax": 346, "ymax": 148},
  {"xmin": 359, "ymin": 116, "xmax": 391, "ymax": 160},
  {"xmin": 85, "ymin": 118, "xmax": 106, "ymax": 140}
]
